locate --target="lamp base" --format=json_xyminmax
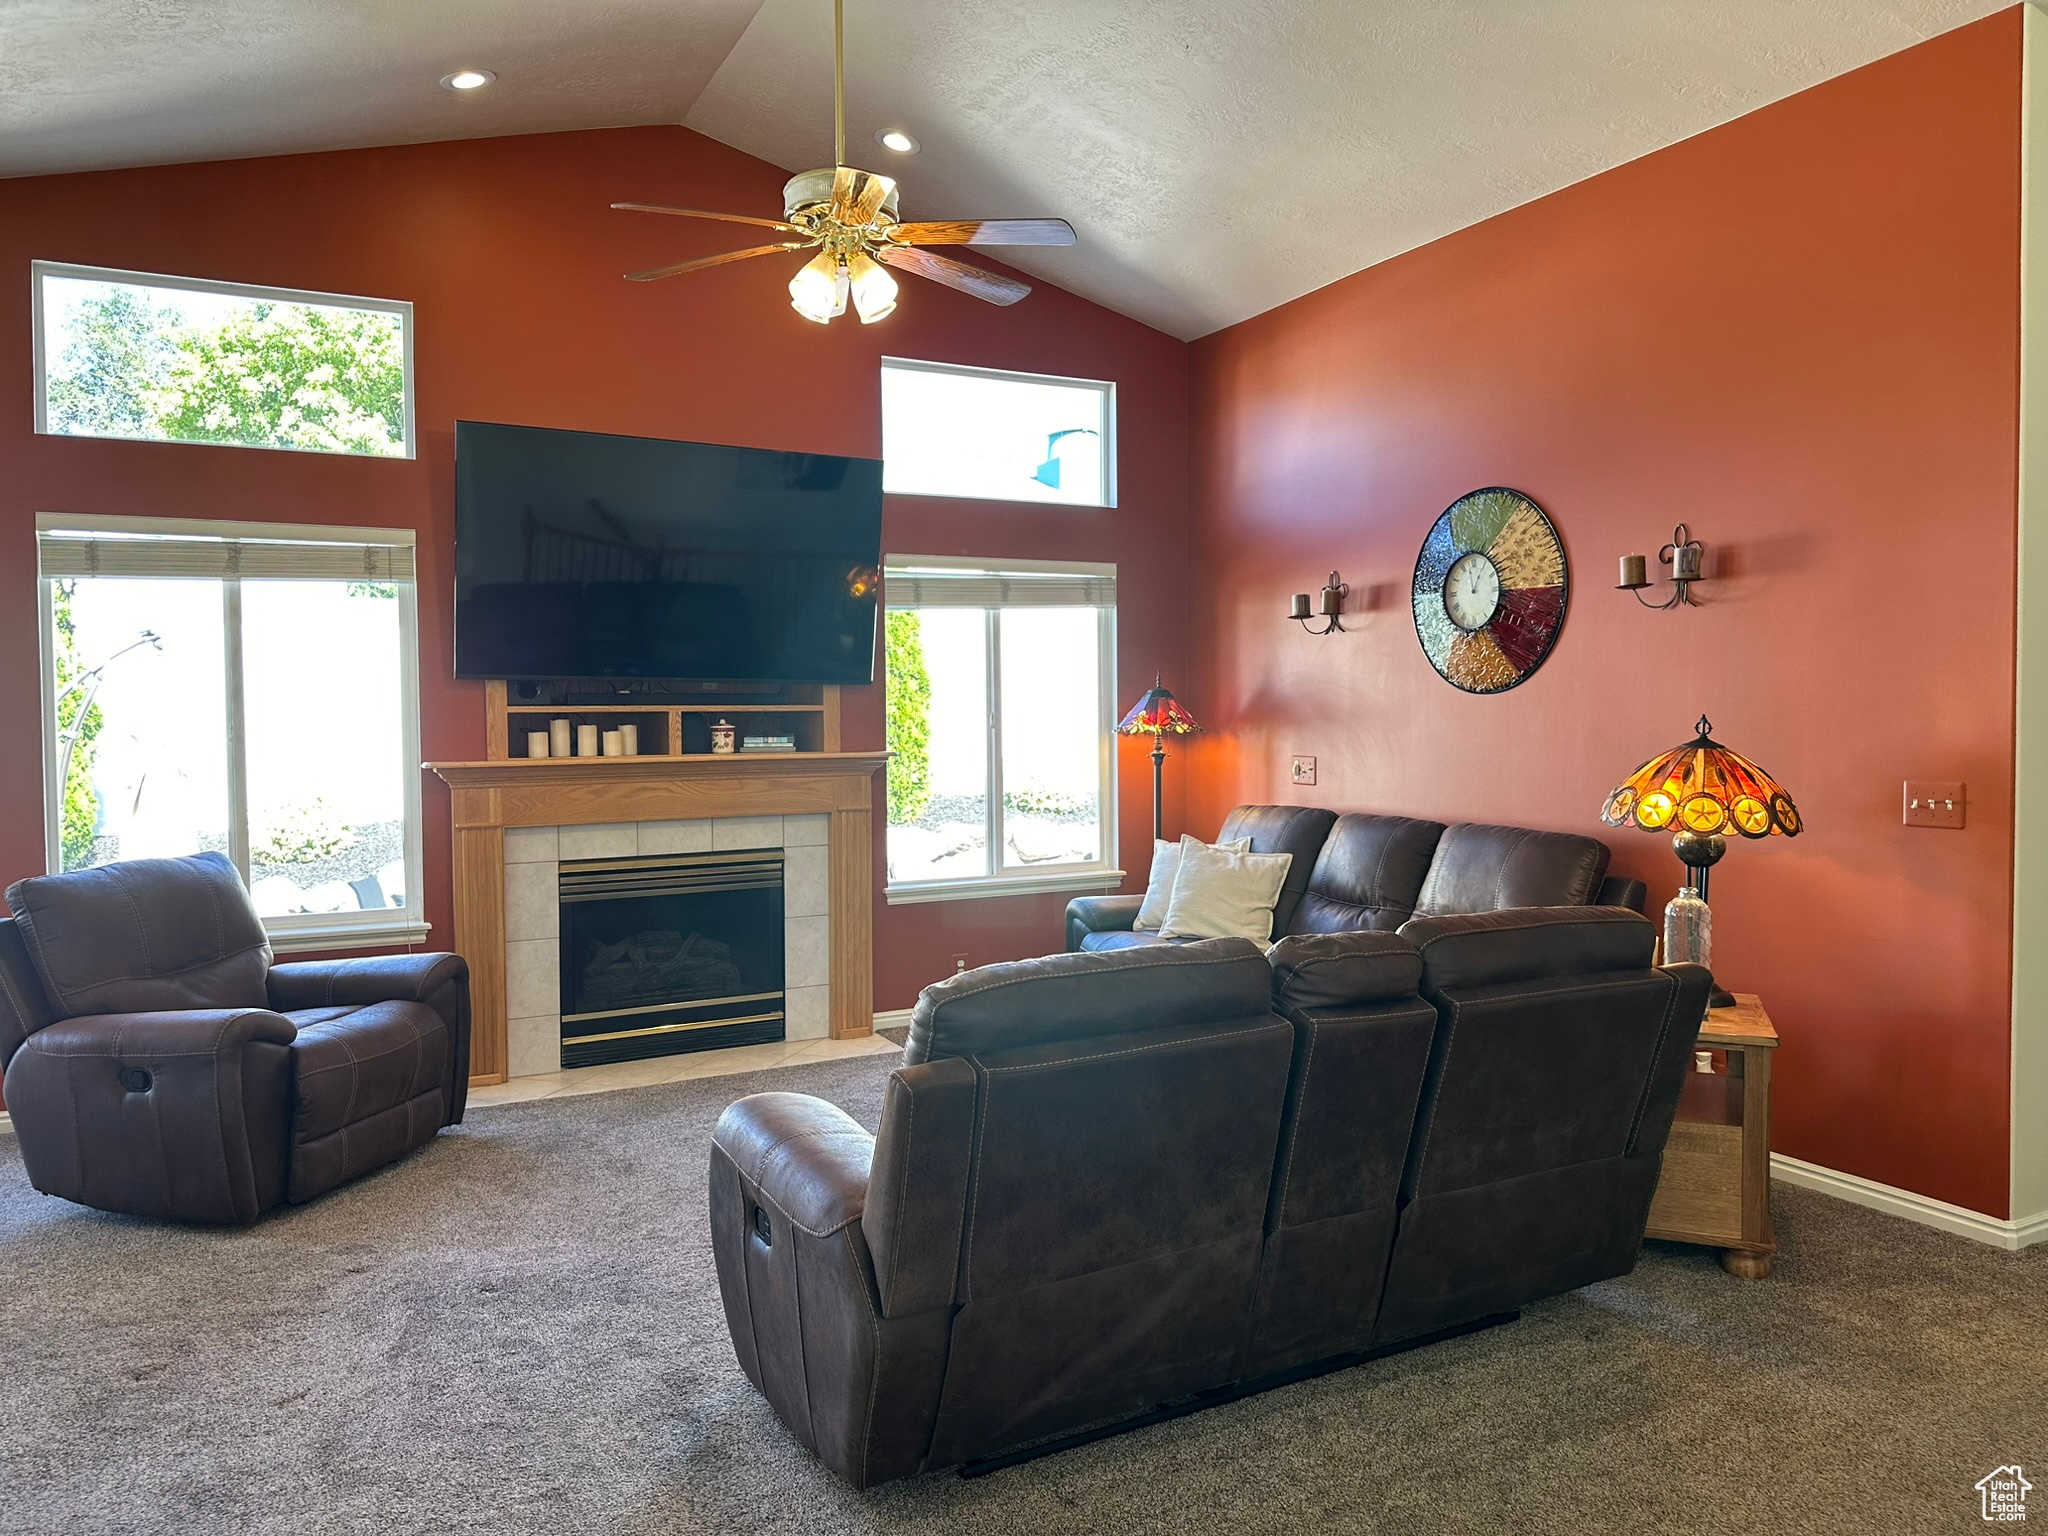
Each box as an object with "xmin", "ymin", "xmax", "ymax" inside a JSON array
[{"xmin": 1709, "ymin": 984, "xmax": 1737, "ymax": 1011}]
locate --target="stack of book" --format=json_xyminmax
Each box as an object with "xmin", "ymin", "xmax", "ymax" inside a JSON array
[{"xmin": 739, "ymin": 734, "xmax": 798, "ymax": 754}]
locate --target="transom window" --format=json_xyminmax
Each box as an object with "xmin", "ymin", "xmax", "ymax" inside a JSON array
[
  {"xmin": 880, "ymin": 358, "xmax": 1115, "ymax": 507},
  {"xmin": 32, "ymin": 261, "xmax": 413, "ymax": 459},
  {"xmin": 884, "ymin": 559, "xmax": 1120, "ymax": 903},
  {"xmin": 38, "ymin": 516, "xmax": 427, "ymax": 952}
]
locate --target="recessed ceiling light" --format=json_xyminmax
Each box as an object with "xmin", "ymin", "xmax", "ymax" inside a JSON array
[
  {"xmin": 876, "ymin": 129, "xmax": 919, "ymax": 155},
  {"xmin": 440, "ymin": 69, "xmax": 496, "ymax": 92}
]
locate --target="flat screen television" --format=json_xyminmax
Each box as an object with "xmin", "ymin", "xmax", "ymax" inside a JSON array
[{"xmin": 454, "ymin": 420, "xmax": 884, "ymax": 684}]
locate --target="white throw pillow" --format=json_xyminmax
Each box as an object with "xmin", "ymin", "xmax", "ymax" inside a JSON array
[
  {"xmin": 1158, "ymin": 835, "xmax": 1295, "ymax": 943},
  {"xmin": 1134, "ymin": 834, "xmax": 1249, "ymax": 932}
]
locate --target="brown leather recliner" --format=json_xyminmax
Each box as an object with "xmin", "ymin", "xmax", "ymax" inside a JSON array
[
  {"xmin": 0, "ymin": 852, "xmax": 470, "ymax": 1225},
  {"xmin": 709, "ymin": 911, "xmax": 1711, "ymax": 1486}
]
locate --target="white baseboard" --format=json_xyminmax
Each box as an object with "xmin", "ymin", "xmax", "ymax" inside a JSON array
[
  {"xmin": 873, "ymin": 1008, "xmax": 914, "ymax": 1032},
  {"xmin": 1771, "ymin": 1152, "xmax": 2048, "ymax": 1250}
]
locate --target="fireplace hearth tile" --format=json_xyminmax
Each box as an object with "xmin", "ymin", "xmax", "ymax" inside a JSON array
[
  {"xmin": 785, "ymin": 915, "xmax": 830, "ymax": 990},
  {"xmin": 505, "ymin": 826, "xmax": 558, "ymax": 864},
  {"xmin": 637, "ymin": 819, "xmax": 714, "ymax": 857},
  {"xmin": 506, "ymin": 938, "xmax": 560, "ymax": 1023},
  {"xmin": 508, "ymin": 1015, "xmax": 562, "ymax": 1078},
  {"xmin": 504, "ymin": 861, "xmax": 559, "ymax": 942},
  {"xmin": 559, "ymin": 822, "xmax": 637, "ymax": 860},
  {"xmin": 783, "ymin": 813, "xmax": 830, "ymax": 847},
  {"xmin": 784, "ymin": 846, "xmax": 830, "ymax": 919},
  {"xmin": 712, "ymin": 815, "xmax": 783, "ymax": 851},
  {"xmin": 785, "ymin": 984, "xmax": 830, "ymax": 1040}
]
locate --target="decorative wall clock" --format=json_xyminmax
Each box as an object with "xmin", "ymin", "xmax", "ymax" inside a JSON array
[{"xmin": 1411, "ymin": 487, "xmax": 1568, "ymax": 694}]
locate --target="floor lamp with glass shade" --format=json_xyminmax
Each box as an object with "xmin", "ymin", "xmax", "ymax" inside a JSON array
[{"xmin": 1117, "ymin": 678, "xmax": 1201, "ymax": 841}]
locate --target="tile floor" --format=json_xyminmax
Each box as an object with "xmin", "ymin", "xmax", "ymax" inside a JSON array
[{"xmin": 466, "ymin": 1033, "xmax": 901, "ymax": 1108}]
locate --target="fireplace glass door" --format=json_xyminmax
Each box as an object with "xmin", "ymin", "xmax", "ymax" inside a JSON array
[{"xmin": 558, "ymin": 850, "xmax": 785, "ymax": 1067}]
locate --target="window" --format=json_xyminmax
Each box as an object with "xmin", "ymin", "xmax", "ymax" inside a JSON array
[
  {"xmin": 32, "ymin": 261, "xmax": 413, "ymax": 459},
  {"xmin": 881, "ymin": 358, "xmax": 1114, "ymax": 506},
  {"xmin": 38, "ymin": 515, "xmax": 427, "ymax": 952},
  {"xmin": 883, "ymin": 559, "xmax": 1120, "ymax": 902}
]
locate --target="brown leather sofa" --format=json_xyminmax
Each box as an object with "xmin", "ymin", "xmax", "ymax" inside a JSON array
[
  {"xmin": 709, "ymin": 907, "xmax": 1711, "ymax": 1486},
  {"xmin": 0, "ymin": 852, "xmax": 471, "ymax": 1224},
  {"xmin": 1066, "ymin": 805, "xmax": 1648, "ymax": 952}
]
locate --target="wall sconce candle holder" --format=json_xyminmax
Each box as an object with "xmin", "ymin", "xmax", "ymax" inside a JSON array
[
  {"xmin": 1618, "ymin": 524, "xmax": 1707, "ymax": 609},
  {"xmin": 1289, "ymin": 571, "xmax": 1348, "ymax": 634}
]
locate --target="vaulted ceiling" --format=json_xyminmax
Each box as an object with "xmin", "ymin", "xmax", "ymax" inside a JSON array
[{"xmin": 2, "ymin": 0, "xmax": 2008, "ymax": 338}]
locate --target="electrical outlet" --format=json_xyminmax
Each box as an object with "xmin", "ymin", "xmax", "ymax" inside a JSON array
[
  {"xmin": 1903, "ymin": 781, "xmax": 1965, "ymax": 829},
  {"xmin": 1291, "ymin": 755, "xmax": 1317, "ymax": 787},
  {"xmin": 951, "ymin": 952, "xmax": 970, "ymax": 974}
]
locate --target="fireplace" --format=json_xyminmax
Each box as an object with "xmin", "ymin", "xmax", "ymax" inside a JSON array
[{"xmin": 557, "ymin": 849, "xmax": 785, "ymax": 1067}]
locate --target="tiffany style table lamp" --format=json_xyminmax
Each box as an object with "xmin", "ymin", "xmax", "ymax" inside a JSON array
[{"xmin": 1601, "ymin": 716, "xmax": 1801, "ymax": 1007}]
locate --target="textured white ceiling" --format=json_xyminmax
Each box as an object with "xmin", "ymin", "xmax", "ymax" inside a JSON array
[
  {"xmin": 0, "ymin": 1, "xmax": 2012, "ymax": 338},
  {"xmin": 685, "ymin": 0, "xmax": 2008, "ymax": 338},
  {"xmin": 0, "ymin": 0, "xmax": 764, "ymax": 177}
]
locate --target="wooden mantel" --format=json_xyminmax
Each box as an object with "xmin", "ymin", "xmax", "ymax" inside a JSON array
[{"xmin": 427, "ymin": 752, "xmax": 889, "ymax": 1085}]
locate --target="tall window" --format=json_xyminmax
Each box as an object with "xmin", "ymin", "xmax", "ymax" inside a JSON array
[
  {"xmin": 884, "ymin": 559, "xmax": 1119, "ymax": 902},
  {"xmin": 33, "ymin": 261, "xmax": 413, "ymax": 459},
  {"xmin": 38, "ymin": 516, "xmax": 427, "ymax": 952},
  {"xmin": 881, "ymin": 358, "xmax": 1114, "ymax": 507}
]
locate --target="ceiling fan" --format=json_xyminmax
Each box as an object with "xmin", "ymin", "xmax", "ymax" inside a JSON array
[{"xmin": 613, "ymin": 0, "xmax": 1075, "ymax": 324}]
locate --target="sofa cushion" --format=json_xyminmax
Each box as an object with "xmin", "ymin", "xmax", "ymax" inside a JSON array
[
  {"xmin": 1401, "ymin": 906, "xmax": 1655, "ymax": 992},
  {"xmin": 1289, "ymin": 814, "xmax": 1448, "ymax": 935},
  {"xmin": 904, "ymin": 939, "xmax": 1272, "ymax": 1065},
  {"xmin": 1077, "ymin": 929, "xmax": 1176, "ymax": 953},
  {"xmin": 1413, "ymin": 823, "xmax": 1611, "ymax": 917},
  {"xmin": 5, "ymin": 852, "xmax": 272, "ymax": 1019},
  {"xmin": 1216, "ymin": 806, "xmax": 1338, "ymax": 936},
  {"xmin": 287, "ymin": 999, "xmax": 452, "ymax": 1203},
  {"xmin": 1159, "ymin": 838, "xmax": 1295, "ymax": 943},
  {"xmin": 1267, "ymin": 931, "xmax": 1424, "ymax": 1012}
]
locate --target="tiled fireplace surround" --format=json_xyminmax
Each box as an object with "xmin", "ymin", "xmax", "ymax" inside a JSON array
[{"xmin": 503, "ymin": 814, "xmax": 833, "ymax": 1078}]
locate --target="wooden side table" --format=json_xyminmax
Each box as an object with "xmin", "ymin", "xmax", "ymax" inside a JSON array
[{"xmin": 1644, "ymin": 993, "xmax": 1778, "ymax": 1278}]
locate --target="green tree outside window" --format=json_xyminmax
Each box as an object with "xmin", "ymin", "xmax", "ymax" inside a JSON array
[{"xmin": 884, "ymin": 609, "xmax": 933, "ymax": 824}]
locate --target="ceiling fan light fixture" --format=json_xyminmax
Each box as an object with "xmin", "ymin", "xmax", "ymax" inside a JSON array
[
  {"xmin": 439, "ymin": 68, "xmax": 496, "ymax": 91},
  {"xmin": 876, "ymin": 129, "xmax": 919, "ymax": 155},
  {"xmin": 789, "ymin": 250, "xmax": 849, "ymax": 324},
  {"xmin": 848, "ymin": 251, "xmax": 899, "ymax": 323}
]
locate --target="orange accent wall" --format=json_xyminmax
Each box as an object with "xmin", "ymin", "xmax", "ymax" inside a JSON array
[
  {"xmin": 0, "ymin": 126, "xmax": 1189, "ymax": 1019},
  {"xmin": 1187, "ymin": 11, "xmax": 2022, "ymax": 1215}
]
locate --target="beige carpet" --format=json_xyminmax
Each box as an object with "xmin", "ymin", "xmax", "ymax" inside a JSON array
[{"xmin": 2, "ymin": 1052, "xmax": 2043, "ymax": 1535}]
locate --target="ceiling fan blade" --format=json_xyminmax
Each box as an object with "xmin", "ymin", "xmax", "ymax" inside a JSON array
[
  {"xmin": 875, "ymin": 245, "xmax": 1031, "ymax": 305},
  {"xmin": 847, "ymin": 172, "xmax": 893, "ymax": 227},
  {"xmin": 890, "ymin": 218, "xmax": 1076, "ymax": 247},
  {"xmin": 828, "ymin": 165, "xmax": 859, "ymax": 221},
  {"xmin": 612, "ymin": 202, "xmax": 800, "ymax": 234},
  {"xmin": 625, "ymin": 243, "xmax": 807, "ymax": 283}
]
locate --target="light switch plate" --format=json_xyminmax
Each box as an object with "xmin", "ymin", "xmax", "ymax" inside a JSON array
[
  {"xmin": 1903, "ymin": 781, "xmax": 1965, "ymax": 829},
  {"xmin": 1291, "ymin": 755, "xmax": 1317, "ymax": 786}
]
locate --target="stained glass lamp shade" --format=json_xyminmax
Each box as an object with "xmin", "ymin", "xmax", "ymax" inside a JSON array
[
  {"xmin": 1603, "ymin": 716, "xmax": 1799, "ymax": 1002},
  {"xmin": 1118, "ymin": 678, "xmax": 1201, "ymax": 840}
]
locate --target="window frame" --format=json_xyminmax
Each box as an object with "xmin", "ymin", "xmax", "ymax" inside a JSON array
[
  {"xmin": 880, "ymin": 356, "xmax": 1118, "ymax": 508},
  {"xmin": 36, "ymin": 512, "xmax": 429, "ymax": 952},
  {"xmin": 31, "ymin": 260, "xmax": 417, "ymax": 460},
  {"xmin": 883, "ymin": 554, "xmax": 1123, "ymax": 906}
]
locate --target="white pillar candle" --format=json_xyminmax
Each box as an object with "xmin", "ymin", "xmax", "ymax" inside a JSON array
[
  {"xmin": 620, "ymin": 724, "xmax": 639, "ymax": 756},
  {"xmin": 526, "ymin": 730, "xmax": 550, "ymax": 759},
  {"xmin": 601, "ymin": 729, "xmax": 624, "ymax": 757},
  {"xmin": 549, "ymin": 718, "xmax": 573, "ymax": 757},
  {"xmin": 576, "ymin": 724, "xmax": 599, "ymax": 758}
]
